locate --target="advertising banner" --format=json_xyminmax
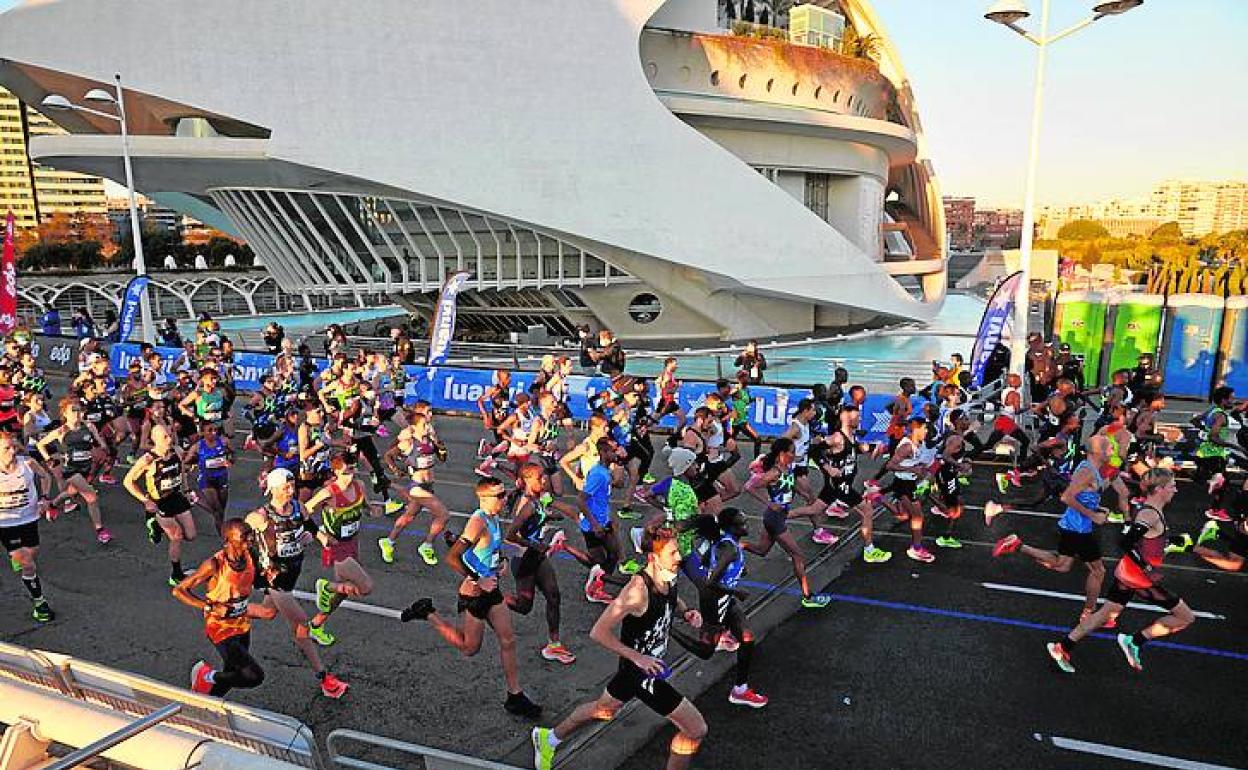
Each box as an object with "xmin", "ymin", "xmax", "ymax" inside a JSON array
[
  {"xmin": 0, "ymin": 212, "xmax": 16, "ymax": 336},
  {"xmin": 970, "ymin": 271, "xmax": 1022, "ymax": 388},
  {"xmin": 427, "ymin": 271, "xmax": 471, "ymax": 367},
  {"xmin": 118, "ymin": 275, "xmax": 150, "ymax": 342}
]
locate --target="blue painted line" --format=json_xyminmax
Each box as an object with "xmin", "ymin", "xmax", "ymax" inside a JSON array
[{"xmin": 737, "ymin": 579, "xmax": 1248, "ymax": 663}]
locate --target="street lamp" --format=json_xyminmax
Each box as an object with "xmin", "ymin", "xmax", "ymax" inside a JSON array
[
  {"xmin": 985, "ymin": 0, "xmax": 1142, "ymax": 380},
  {"xmin": 43, "ymin": 73, "xmax": 154, "ymax": 343}
]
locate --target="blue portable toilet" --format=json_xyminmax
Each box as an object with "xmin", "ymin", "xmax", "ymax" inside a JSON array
[
  {"xmin": 1218, "ymin": 295, "xmax": 1248, "ymax": 394},
  {"xmin": 1161, "ymin": 294, "xmax": 1223, "ymax": 398}
]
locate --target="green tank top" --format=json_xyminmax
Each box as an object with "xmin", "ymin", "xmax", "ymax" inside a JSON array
[
  {"xmin": 321, "ymin": 482, "xmax": 365, "ymax": 541},
  {"xmin": 1197, "ymin": 408, "xmax": 1230, "ymax": 459},
  {"xmin": 666, "ymin": 477, "xmax": 700, "ymax": 556}
]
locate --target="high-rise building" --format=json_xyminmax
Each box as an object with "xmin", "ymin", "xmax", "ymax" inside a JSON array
[
  {"xmin": 1149, "ymin": 179, "xmax": 1248, "ymax": 237},
  {"xmin": 942, "ymin": 197, "xmax": 975, "ymax": 250},
  {"xmin": 0, "ymin": 87, "xmax": 107, "ymax": 232}
]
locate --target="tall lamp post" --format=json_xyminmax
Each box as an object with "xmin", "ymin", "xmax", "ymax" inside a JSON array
[
  {"xmin": 984, "ymin": 0, "xmax": 1143, "ymax": 377},
  {"xmin": 43, "ymin": 73, "xmax": 155, "ymax": 343}
]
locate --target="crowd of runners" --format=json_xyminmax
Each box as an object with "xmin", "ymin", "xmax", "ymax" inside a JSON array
[{"xmin": 1, "ymin": 322, "xmax": 1246, "ymax": 770}]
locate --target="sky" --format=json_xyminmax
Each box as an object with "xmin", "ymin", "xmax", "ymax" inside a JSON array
[{"xmin": 1, "ymin": 0, "xmax": 1243, "ymax": 207}]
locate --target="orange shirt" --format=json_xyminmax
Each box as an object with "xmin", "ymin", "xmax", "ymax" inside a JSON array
[{"xmin": 204, "ymin": 550, "xmax": 255, "ymax": 644}]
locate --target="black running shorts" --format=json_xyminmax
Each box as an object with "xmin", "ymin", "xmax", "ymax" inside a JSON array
[
  {"xmin": 457, "ymin": 587, "xmax": 504, "ymax": 620},
  {"xmin": 1056, "ymin": 528, "xmax": 1102, "ymax": 563},
  {"xmin": 606, "ymin": 661, "xmax": 683, "ymax": 717},
  {"xmin": 0, "ymin": 520, "xmax": 39, "ymax": 553}
]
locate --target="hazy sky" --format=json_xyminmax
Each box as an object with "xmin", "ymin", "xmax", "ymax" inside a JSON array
[{"xmin": 2, "ymin": 0, "xmax": 1243, "ymax": 207}]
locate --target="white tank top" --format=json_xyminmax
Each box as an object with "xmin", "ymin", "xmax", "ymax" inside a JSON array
[
  {"xmin": 1002, "ymin": 386, "xmax": 1022, "ymax": 416},
  {"xmin": 791, "ymin": 419, "xmax": 810, "ymax": 461},
  {"xmin": 0, "ymin": 459, "xmax": 38, "ymax": 528},
  {"xmin": 894, "ymin": 438, "xmax": 923, "ymax": 480}
]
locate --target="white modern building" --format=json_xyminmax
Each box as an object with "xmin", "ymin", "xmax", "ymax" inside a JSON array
[{"xmin": 0, "ymin": 0, "xmax": 946, "ymax": 342}]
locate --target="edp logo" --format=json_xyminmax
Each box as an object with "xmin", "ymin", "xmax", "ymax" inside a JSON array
[{"xmin": 47, "ymin": 344, "xmax": 72, "ymax": 366}]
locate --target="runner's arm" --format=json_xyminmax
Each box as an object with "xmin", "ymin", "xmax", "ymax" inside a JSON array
[
  {"xmin": 34, "ymin": 426, "xmax": 64, "ymax": 462},
  {"xmin": 170, "ymin": 558, "xmax": 217, "ymax": 611},
  {"xmin": 446, "ymin": 514, "xmax": 486, "ymax": 580},
  {"xmin": 589, "ymin": 576, "xmax": 659, "ymax": 671}
]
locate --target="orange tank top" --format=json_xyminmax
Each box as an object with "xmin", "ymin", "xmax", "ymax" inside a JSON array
[{"xmin": 204, "ymin": 550, "xmax": 255, "ymax": 644}]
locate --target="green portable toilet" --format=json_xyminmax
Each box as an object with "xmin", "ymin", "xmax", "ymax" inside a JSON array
[
  {"xmin": 1106, "ymin": 293, "xmax": 1164, "ymax": 377},
  {"xmin": 1054, "ymin": 290, "xmax": 1108, "ymax": 386}
]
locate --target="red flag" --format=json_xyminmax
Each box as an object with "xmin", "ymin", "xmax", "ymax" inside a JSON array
[{"xmin": 0, "ymin": 213, "xmax": 16, "ymax": 336}]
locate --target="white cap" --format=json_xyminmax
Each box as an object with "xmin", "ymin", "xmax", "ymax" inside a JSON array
[
  {"xmin": 668, "ymin": 447, "xmax": 697, "ymax": 477},
  {"xmin": 265, "ymin": 467, "xmax": 294, "ymax": 493}
]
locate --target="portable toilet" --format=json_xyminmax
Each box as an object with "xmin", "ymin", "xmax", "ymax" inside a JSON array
[
  {"xmin": 1218, "ymin": 295, "xmax": 1248, "ymax": 394},
  {"xmin": 1105, "ymin": 293, "xmax": 1165, "ymax": 378},
  {"xmin": 1161, "ymin": 294, "xmax": 1224, "ymax": 398},
  {"xmin": 1054, "ymin": 291, "xmax": 1108, "ymax": 386}
]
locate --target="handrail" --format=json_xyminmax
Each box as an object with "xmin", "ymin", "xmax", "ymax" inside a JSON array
[
  {"xmin": 326, "ymin": 729, "xmax": 524, "ymax": 770},
  {"xmin": 42, "ymin": 703, "xmax": 182, "ymax": 770}
]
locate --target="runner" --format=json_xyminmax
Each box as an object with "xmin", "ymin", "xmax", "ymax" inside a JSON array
[
  {"xmin": 305, "ymin": 452, "xmax": 378, "ymax": 646},
  {"xmin": 173, "ymin": 519, "xmax": 278, "ymax": 696},
  {"xmin": 701, "ymin": 508, "xmax": 768, "ymax": 708},
  {"xmin": 124, "ymin": 423, "xmax": 197, "ymax": 586},
  {"xmin": 400, "ymin": 476, "xmax": 543, "ymax": 718},
  {"xmin": 36, "ymin": 398, "xmax": 111, "ymax": 543},
  {"xmin": 297, "ymin": 402, "xmax": 334, "ymax": 504},
  {"xmin": 881, "ymin": 417, "xmax": 936, "ymax": 563},
  {"xmin": 1046, "ymin": 468, "xmax": 1195, "ymax": 673},
  {"xmin": 578, "ymin": 438, "xmax": 623, "ymax": 604},
  {"xmin": 1194, "ymin": 386, "xmax": 1240, "ymax": 522},
  {"xmin": 186, "ymin": 420, "xmax": 232, "ymax": 536},
  {"xmin": 378, "ymin": 411, "xmax": 452, "ymax": 566},
  {"xmin": 816, "ymin": 404, "xmax": 892, "ymax": 564},
  {"xmin": 928, "ymin": 410, "xmax": 973, "ymax": 549},
  {"xmin": 245, "ymin": 468, "xmax": 350, "ymax": 698},
  {"xmin": 0, "ymin": 432, "xmax": 54, "ymax": 622},
  {"xmin": 531, "ymin": 526, "xmax": 708, "ymax": 770}
]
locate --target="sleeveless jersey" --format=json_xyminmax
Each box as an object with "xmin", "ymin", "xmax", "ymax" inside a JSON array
[
  {"xmin": 320, "ymin": 480, "xmax": 366, "ymax": 541},
  {"xmin": 1058, "ymin": 461, "xmax": 1106, "ymax": 534},
  {"xmin": 145, "ymin": 451, "xmax": 183, "ymax": 499},
  {"xmin": 462, "ymin": 509, "xmax": 502, "ymax": 579},
  {"xmin": 196, "ymin": 437, "xmax": 230, "ymax": 486},
  {"xmin": 708, "ymin": 534, "xmax": 745, "ymax": 590},
  {"xmin": 0, "ymin": 459, "xmax": 39, "ymax": 528},
  {"xmin": 204, "ymin": 550, "xmax": 255, "ymax": 644},
  {"xmin": 620, "ymin": 571, "xmax": 676, "ymax": 661}
]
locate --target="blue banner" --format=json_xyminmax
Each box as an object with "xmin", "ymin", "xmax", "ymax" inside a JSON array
[
  {"xmin": 427, "ymin": 271, "xmax": 470, "ymax": 367},
  {"xmin": 108, "ymin": 342, "xmax": 920, "ymax": 442},
  {"xmin": 970, "ymin": 271, "xmax": 1022, "ymax": 388},
  {"xmin": 118, "ymin": 275, "xmax": 150, "ymax": 343}
]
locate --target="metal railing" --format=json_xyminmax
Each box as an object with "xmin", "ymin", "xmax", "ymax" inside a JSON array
[
  {"xmin": 42, "ymin": 704, "xmax": 181, "ymax": 770},
  {"xmin": 326, "ymin": 730, "xmax": 524, "ymax": 770}
]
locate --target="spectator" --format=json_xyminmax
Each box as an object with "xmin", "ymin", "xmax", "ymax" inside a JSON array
[
  {"xmin": 589, "ymin": 328, "xmax": 625, "ymax": 377},
  {"xmin": 39, "ymin": 308, "xmax": 61, "ymax": 337},
  {"xmin": 157, "ymin": 317, "xmax": 183, "ymax": 348},
  {"xmin": 262, "ymin": 321, "xmax": 285, "ymax": 354},
  {"xmin": 224, "ymin": 253, "xmax": 237, "ymax": 268},
  {"xmin": 101, "ymin": 308, "xmax": 120, "ymax": 342},
  {"xmin": 163, "ymin": 254, "xmax": 178, "ymax": 270},
  {"xmin": 194, "ymin": 253, "xmax": 208, "ymax": 270},
  {"xmin": 944, "ymin": 353, "xmax": 965, "ymax": 385},
  {"xmin": 71, "ymin": 307, "xmax": 96, "ymax": 340},
  {"xmin": 576, "ymin": 325, "xmax": 596, "ymax": 375},
  {"xmin": 393, "ymin": 329, "xmax": 416, "ymax": 365},
  {"xmin": 1054, "ymin": 343, "xmax": 1085, "ymax": 391},
  {"xmin": 734, "ymin": 340, "xmax": 768, "ymax": 384}
]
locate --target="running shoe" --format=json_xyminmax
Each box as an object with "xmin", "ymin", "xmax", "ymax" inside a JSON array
[
  {"xmin": 906, "ymin": 545, "xmax": 936, "ymax": 563},
  {"xmin": 1046, "ymin": 642, "xmax": 1075, "ymax": 674},
  {"xmin": 642, "ymin": 473, "xmax": 656, "ymax": 484},
  {"xmin": 1105, "ymin": 511, "xmax": 1125, "ymax": 525},
  {"xmin": 9, "ymin": 556, "xmax": 19, "ymax": 573},
  {"xmin": 474, "ymin": 460, "xmax": 496, "ymax": 478},
  {"xmin": 190, "ymin": 661, "xmax": 214, "ymax": 694},
  {"xmin": 1116, "ymin": 633, "xmax": 1143, "ymax": 672},
  {"xmin": 930, "ymin": 506, "xmax": 949, "ymax": 519},
  {"xmin": 61, "ymin": 499, "xmax": 79, "ymax": 514},
  {"xmin": 400, "ymin": 597, "xmax": 436, "ymax": 622},
  {"xmin": 315, "ymin": 578, "xmax": 334, "ymax": 613},
  {"xmin": 586, "ymin": 585, "xmax": 614, "ymax": 604},
  {"xmin": 824, "ymin": 502, "xmax": 850, "ymax": 519},
  {"xmin": 584, "ymin": 565, "xmax": 604, "ymax": 597},
  {"xmin": 540, "ymin": 642, "xmax": 576, "ymax": 665},
  {"xmin": 378, "ymin": 537, "xmax": 396, "ymax": 564},
  {"xmin": 31, "ymin": 600, "xmax": 53, "ymax": 623},
  {"xmin": 812, "ymin": 528, "xmax": 839, "ymax": 546},
  {"xmin": 476, "ymin": 439, "xmax": 491, "ymax": 459},
  {"xmin": 715, "ymin": 631, "xmax": 740, "ymax": 653},
  {"xmin": 992, "ymin": 534, "xmax": 1022, "ymax": 558},
  {"xmin": 167, "ymin": 576, "xmax": 181, "ymax": 588},
  {"xmin": 983, "ymin": 501, "xmax": 1005, "ymax": 526},
  {"xmin": 320, "ymin": 672, "xmax": 350, "ymax": 699},
  {"xmin": 800, "ymin": 593, "xmax": 831, "ymax": 609},
  {"xmin": 504, "ymin": 691, "xmax": 542, "ymax": 719},
  {"xmin": 914, "ymin": 480, "xmax": 932, "ymax": 498},
  {"xmin": 1164, "ymin": 533, "xmax": 1193, "ymax": 555},
  {"xmin": 1208, "ymin": 472, "xmax": 1226, "ymax": 496},
  {"xmin": 145, "ymin": 517, "xmax": 162, "ymax": 544},
  {"xmin": 935, "ymin": 536, "xmax": 962, "ymax": 549},
  {"xmin": 958, "ymin": 476, "xmax": 971, "ymax": 487},
  {"xmin": 42, "ymin": 504, "xmax": 59, "ymax": 522},
  {"xmin": 1197, "ymin": 520, "xmax": 1220, "ymax": 546},
  {"xmin": 632, "ymin": 488, "xmax": 650, "ymax": 505},
  {"xmin": 417, "ymin": 542, "xmax": 438, "ymax": 566},
  {"xmin": 616, "ymin": 507, "xmax": 643, "ymax": 521},
  {"xmin": 532, "ymin": 727, "xmax": 557, "ymax": 770},
  {"xmin": 383, "ymin": 499, "xmax": 404, "ymax": 516},
  {"xmin": 1205, "ymin": 508, "xmax": 1232, "ymax": 522},
  {"xmin": 728, "ymin": 686, "xmax": 769, "ymax": 709},
  {"xmin": 98, "ymin": 472, "xmax": 117, "ymax": 486},
  {"xmin": 95, "ymin": 527, "xmax": 113, "ymax": 545},
  {"xmin": 619, "ymin": 559, "xmax": 644, "ymax": 576},
  {"xmin": 994, "ymin": 472, "xmax": 1010, "ymax": 495},
  {"xmin": 308, "ymin": 623, "xmax": 336, "ymax": 647},
  {"xmin": 862, "ymin": 545, "xmax": 892, "ymax": 564},
  {"xmin": 547, "ymin": 531, "xmax": 567, "ymax": 555},
  {"xmin": 122, "ymin": 453, "xmax": 137, "ymax": 465}
]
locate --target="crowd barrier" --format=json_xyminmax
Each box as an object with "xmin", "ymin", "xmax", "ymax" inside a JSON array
[{"xmin": 108, "ymin": 343, "xmax": 920, "ymax": 442}]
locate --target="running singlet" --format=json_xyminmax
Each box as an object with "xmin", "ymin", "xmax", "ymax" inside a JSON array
[
  {"xmin": 256, "ymin": 501, "xmax": 311, "ymax": 566},
  {"xmin": 410, "ymin": 435, "xmax": 439, "ymax": 472},
  {"xmin": 731, "ymin": 388, "xmax": 751, "ymax": 427},
  {"xmin": 893, "ymin": 438, "xmax": 923, "ymax": 480},
  {"xmin": 513, "ymin": 496, "xmax": 549, "ymax": 546},
  {"xmin": 273, "ymin": 427, "xmax": 300, "ymax": 472},
  {"xmin": 1197, "ymin": 407, "xmax": 1233, "ymax": 459},
  {"xmin": 620, "ymin": 572, "xmax": 676, "ymax": 663},
  {"xmin": 824, "ymin": 431, "xmax": 858, "ymax": 488},
  {"xmin": 195, "ymin": 390, "xmax": 225, "ymax": 423},
  {"xmin": 789, "ymin": 420, "xmax": 810, "ymax": 464},
  {"xmin": 580, "ymin": 463, "xmax": 613, "ymax": 532},
  {"xmin": 1058, "ymin": 461, "xmax": 1104, "ymax": 534},
  {"xmin": 204, "ymin": 550, "xmax": 255, "ymax": 644},
  {"xmin": 321, "ymin": 481, "xmax": 365, "ymax": 541},
  {"xmin": 462, "ymin": 510, "xmax": 502, "ymax": 579},
  {"xmin": 62, "ymin": 427, "xmax": 95, "ymax": 474},
  {"xmin": 0, "ymin": 459, "xmax": 38, "ymax": 528},
  {"xmin": 1115, "ymin": 505, "xmax": 1166, "ymax": 590},
  {"xmin": 651, "ymin": 475, "xmax": 700, "ymax": 555},
  {"xmin": 707, "ymin": 534, "xmax": 745, "ymax": 590},
  {"xmin": 768, "ymin": 466, "xmax": 796, "ymax": 510},
  {"xmin": 145, "ymin": 451, "xmax": 183, "ymax": 499},
  {"xmin": 300, "ymin": 426, "xmax": 331, "ymax": 477},
  {"xmin": 196, "ymin": 438, "xmax": 230, "ymax": 487}
]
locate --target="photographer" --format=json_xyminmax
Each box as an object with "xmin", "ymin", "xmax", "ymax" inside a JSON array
[{"xmin": 262, "ymin": 322, "xmax": 285, "ymax": 355}]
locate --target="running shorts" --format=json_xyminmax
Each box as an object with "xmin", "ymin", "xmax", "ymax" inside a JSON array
[
  {"xmin": 892, "ymin": 477, "xmax": 918, "ymax": 501},
  {"xmin": 457, "ymin": 587, "xmax": 504, "ymax": 620},
  {"xmin": 0, "ymin": 520, "xmax": 39, "ymax": 553},
  {"xmin": 321, "ymin": 538, "xmax": 360, "ymax": 567},
  {"xmin": 512, "ymin": 548, "xmax": 546, "ymax": 581},
  {"xmin": 763, "ymin": 506, "xmax": 788, "ymax": 538},
  {"xmin": 155, "ymin": 491, "xmax": 193, "ymax": 518},
  {"xmin": 258, "ymin": 559, "xmax": 304, "ymax": 593},
  {"xmin": 1105, "ymin": 580, "xmax": 1180, "ymax": 611},
  {"xmin": 606, "ymin": 661, "xmax": 683, "ymax": 717},
  {"xmin": 819, "ymin": 480, "xmax": 863, "ymax": 508},
  {"xmin": 1056, "ymin": 527, "xmax": 1101, "ymax": 562}
]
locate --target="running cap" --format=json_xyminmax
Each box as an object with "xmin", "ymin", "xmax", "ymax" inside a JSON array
[
  {"xmin": 265, "ymin": 467, "xmax": 294, "ymax": 493},
  {"xmin": 668, "ymin": 447, "xmax": 697, "ymax": 476}
]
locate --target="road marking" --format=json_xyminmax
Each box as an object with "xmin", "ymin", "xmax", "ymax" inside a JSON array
[
  {"xmin": 290, "ymin": 590, "xmax": 403, "ymax": 620},
  {"xmin": 1047, "ymin": 735, "xmax": 1245, "ymax": 770},
  {"xmin": 964, "ymin": 503, "xmax": 1060, "ymax": 519},
  {"xmin": 980, "ymin": 582, "xmax": 1226, "ymax": 620}
]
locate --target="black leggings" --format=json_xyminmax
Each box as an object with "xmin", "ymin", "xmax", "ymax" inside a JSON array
[
  {"xmin": 1196, "ymin": 456, "xmax": 1229, "ymax": 511},
  {"xmin": 733, "ymin": 423, "xmax": 764, "ymax": 457},
  {"xmin": 631, "ymin": 436, "xmax": 656, "ymax": 481},
  {"xmin": 350, "ymin": 435, "xmax": 390, "ymax": 495},
  {"xmin": 210, "ymin": 632, "xmax": 264, "ymax": 696},
  {"xmin": 508, "ymin": 552, "xmax": 561, "ymax": 637}
]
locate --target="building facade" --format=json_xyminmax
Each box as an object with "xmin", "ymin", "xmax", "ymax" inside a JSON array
[
  {"xmin": 942, "ymin": 196, "xmax": 975, "ymax": 250},
  {"xmin": 0, "ymin": 86, "xmax": 105, "ymax": 232},
  {"xmin": 0, "ymin": 0, "xmax": 946, "ymax": 342}
]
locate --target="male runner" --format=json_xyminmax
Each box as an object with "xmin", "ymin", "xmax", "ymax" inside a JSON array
[
  {"xmin": 124, "ymin": 424, "xmax": 198, "ymax": 586},
  {"xmin": 0, "ymin": 432, "xmax": 54, "ymax": 621},
  {"xmin": 400, "ymin": 476, "xmax": 543, "ymax": 718},
  {"xmin": 815, "ymin": 404, "xmax": 891, "ymax": 564},
  {"xmin": 702, "ymin": 508, "xmax": 768, "ymax": 708}
]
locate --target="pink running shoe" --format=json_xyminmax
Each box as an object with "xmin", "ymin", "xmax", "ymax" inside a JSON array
[
  {"xmin": 812, "ymin": 528, "xmax": 839, "ymax": 545},
  {"xmin": 95, "ymin": 527, "xmax": 113, "ymax": 545},
  {"xmin": 548, "ymin": 531, "xmax": 568, "ymax": 555},
  {"xmin": 983, "ymin": 501, "xmax": 1005, "ymax": 526},
  {"xmin": 1206, "ymin": 508, "xmax": 1232, "ymax": 522},
  {"xmin": 824, "ymin": 502, "xmax": 850, "ymax": 519}
]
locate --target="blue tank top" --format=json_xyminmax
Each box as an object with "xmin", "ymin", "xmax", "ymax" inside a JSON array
[
  {"xmin": 462, "ymin": 510, "xmax": 501, "ymax": 579},
  {"xmin": 514, "ymin": 496, "xmax": 548, "ymax": 544},
  {"xmin": 1059, "ymin": 461, "xmax": 1104, "ymax": 534},
  {"xmin": 708, "ymin": 534, "xmax": 745, "ymax": 589},
  {"xmin": 273, "ymin": 427, "xmax": 300, "ymax": 471},
  {"xmin": 196, "ymin": 437, "xmax": 230, "ymax": 486}
]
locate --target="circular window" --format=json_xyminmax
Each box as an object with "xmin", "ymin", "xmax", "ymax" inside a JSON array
[{"xmin": 628, "ymin": 293, "xmax": 662, "ymax": 325}]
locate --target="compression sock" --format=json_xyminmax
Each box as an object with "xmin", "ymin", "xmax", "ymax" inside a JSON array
[{"xmin": 21, "ymin": 574, "xmax": 42, "ymax": 601}]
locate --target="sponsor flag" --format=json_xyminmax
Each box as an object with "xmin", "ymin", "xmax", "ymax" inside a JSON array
[
  {"xmin": 969, "ymin": 271, "xmax": 1023, "ymax": 388},
  {"xmin": 118, "ymin": 275, "xmax": 150, "ymax": 342},
  {"xmin": 426, "ymin": 271, "xmax": 470, "ymax": 366},
  {"xmin": 0, "ymin": 212, "xmax": 16, "ymax": 336}
]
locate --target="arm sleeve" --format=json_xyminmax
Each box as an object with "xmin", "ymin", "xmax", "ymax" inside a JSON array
[{"xmin": 1118, "ymin": 521, "xmax": 1151, "ymax": 571}]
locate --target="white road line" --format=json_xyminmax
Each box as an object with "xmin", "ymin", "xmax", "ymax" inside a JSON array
[
  {"xmin": 290, "ymin": 590, "xmax": 403, "ymax": 620},
  {"xmin": 981, "ymin": 583, "xmax": 1226, "ymax": 620},
  {"xmin": 1047, "ymin": 736, "xmax": 1244, "ymax": 770},
  {"xmin": 964, "ymin": 503, "xmax": 1060, "ymax": 519}
]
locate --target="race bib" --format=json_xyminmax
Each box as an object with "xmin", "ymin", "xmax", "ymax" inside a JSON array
[
  {"xmin": 205, "ymin": 456, "xmax": 228, "ymax": 469},
  {"xmin": 339, "ymin": 519, "xmax": 360, "ymax": 539}
]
